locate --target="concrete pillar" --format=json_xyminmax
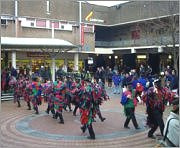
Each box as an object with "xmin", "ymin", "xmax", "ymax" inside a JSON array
[
  {"xmin": 52, "ymin": 57, "xmax": 55, "ymax": 82},
  {"xmin": 158, "ymin": 46, "xmax": 163, "ymax": 53},
  {"xmin": 64, "ymin": 57, "xmax": 67, "ymax": 71},
  {"xmin": 15, "ymin": 0, "xmax": 18, "ymax": 37},
  {"xmin": 74, "ymin": 53, "xmax": 79, "ymax": 71},
  {"xmin": 12, "ymin": 51, "xmax": 16, "ymax": 69},
  {"xmin": 131, "ymin": 48, "xmax": 136, "ymax": 54}
]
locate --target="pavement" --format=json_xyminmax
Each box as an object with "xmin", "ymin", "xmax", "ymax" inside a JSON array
[{"xmin": 0, "ymin": 87, "xmax": 172, "ymax": 148}]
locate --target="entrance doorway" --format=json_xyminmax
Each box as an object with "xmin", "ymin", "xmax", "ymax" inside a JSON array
[
  {"xmin": 148, "ymin": 54, "xmax": 160, "ymax": 74},
  {"xmin": 122, "ymin": 54, "xmax": 136, "ymax": 69}
]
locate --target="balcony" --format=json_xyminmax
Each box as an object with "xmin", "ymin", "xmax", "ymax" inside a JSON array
[{"xmin": 95, "ymin": 35, "xmax": 179, "ymax": 48}]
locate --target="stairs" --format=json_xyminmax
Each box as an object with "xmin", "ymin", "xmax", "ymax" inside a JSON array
[{"xmin": 1, "ymin": 93, "xmax": 14, "ymax": 101}]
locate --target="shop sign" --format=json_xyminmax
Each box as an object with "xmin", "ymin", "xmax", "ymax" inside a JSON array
[
  {"xmin": 84, "ymin": 25, "xmax": 94, "ymax": 33},
  {"xmin": 89, "ymin": 18, "xmax": 104, "ymax": 23},
  {"xmin": 27, "ymin": 52, "xmax": 49, "ymax": 57}
]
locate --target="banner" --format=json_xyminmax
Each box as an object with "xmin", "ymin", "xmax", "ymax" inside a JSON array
[{"xmin": 81, "ymin": 24, "xmax": 84, "ymax": 46}]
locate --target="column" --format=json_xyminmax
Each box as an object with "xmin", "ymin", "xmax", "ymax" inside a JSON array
[
  {"xmin": 158, "ymin": 46, "xmax": 163, "ymax": 53},
  {"xmin": 12, "ymin": 51, "xmax": 16, "ymax": 69},
  {"xmin": 15, "ymin": 0, "xmax": 18, "ymax": 37},
  {"xmin": 52, "ymin": 57, "xmax": 55, "ymax": 82},
  {"xmin": 64, "ymin": 57, "xmax": 68, "ymax": 72},
  {"xmin": 131, "ymin": 48, "xmax": 136, "ymax": 54},
  {"xmin": 74, "ymin": 53, "xmax": 79, "ymax": 71}
]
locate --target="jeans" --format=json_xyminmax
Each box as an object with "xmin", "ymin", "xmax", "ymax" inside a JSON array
[{"xmin": 113, "ymin": 85, "xmax": 120, "ymax": 94}]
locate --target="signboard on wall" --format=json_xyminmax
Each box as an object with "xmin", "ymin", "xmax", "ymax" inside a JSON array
[
  {"xmin": 27, "ymin": 52, "xmax": 49, "ymax": 57},
  {"xmin": 83, "ymin": 25, "xmax": 94, "ymax": 33},
  {"xmin": 20, "ymin": 17, "xmax": 73, "ymax": 31},
  {"xmin": 81, "ymin": 24, "xmax": 84, "ymax": 46},
  {"xmin": 131, "ymin": 30, "xmax": 140, "ymax": 39}
]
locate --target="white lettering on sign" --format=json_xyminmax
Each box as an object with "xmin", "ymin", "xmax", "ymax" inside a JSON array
[{"xmin": 89, "ymin": 18, "xmax": 104, "ymax": 23}]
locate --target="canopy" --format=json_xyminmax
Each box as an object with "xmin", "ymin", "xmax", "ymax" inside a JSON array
[{"xmin": 1, "ymin": 37, "xmax": 77, "ymax": 49}]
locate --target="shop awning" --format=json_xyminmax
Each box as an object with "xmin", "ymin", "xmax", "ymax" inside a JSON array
[{"xmin": 1, "ymin": 37, "xmax": 77, "ymax": 50}]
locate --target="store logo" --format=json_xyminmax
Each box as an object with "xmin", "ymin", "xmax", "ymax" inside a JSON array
[
  {"xmin": 89, "ymin": 18, "xmax": 104, "ymax": 23},
  {"xmin": 85, "ymin": 11, "xmax": 104, "ymax": 23}
]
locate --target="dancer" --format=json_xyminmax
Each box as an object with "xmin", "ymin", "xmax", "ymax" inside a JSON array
[
  {"xmin": 53, "ymin": 80, "xmax": 66, "ymax": 123},
  {"xmin": 23, "ymin": 77, "xmax": 32, "ymax": 110},
  {"xmin": 31, "ymin": 77, "xmax": 42, "ymax": 114},
  {"xmin": 80, "ymin": 79, "xmax": 96, "ymax": 140},
  {"xmin": 145, "ymin": 79, "xmax": 166, "ymax": 138}
]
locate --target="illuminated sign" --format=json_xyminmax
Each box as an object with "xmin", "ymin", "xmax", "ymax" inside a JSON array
[{"xmin": 137, "ymin": 55, "xmax": 146, "ymax": 59}]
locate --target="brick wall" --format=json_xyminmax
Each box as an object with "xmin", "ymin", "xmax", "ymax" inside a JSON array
[{"xmin": 1, "ymin": 0, "xmax": 179, "ymax": 25}]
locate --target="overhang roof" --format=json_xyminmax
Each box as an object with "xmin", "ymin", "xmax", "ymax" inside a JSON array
[{"xmin": 1, "ymin": 37, "xmax": 77, "ymax": 49}]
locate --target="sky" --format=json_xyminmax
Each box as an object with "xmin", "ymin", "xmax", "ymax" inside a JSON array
[{"xmin": 86, "ymin": 1, "xmax": 129, "ymax": 7}]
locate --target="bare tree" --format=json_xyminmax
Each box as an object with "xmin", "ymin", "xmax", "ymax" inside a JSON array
[{"xmin": 139, "ymin": 1, "xmax": 179, "ymax": 72}]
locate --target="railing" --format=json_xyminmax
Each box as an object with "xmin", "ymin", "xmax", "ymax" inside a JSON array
[{"xmin": 95, "ymin": 35, "xmax": 179, "ymax": 47}]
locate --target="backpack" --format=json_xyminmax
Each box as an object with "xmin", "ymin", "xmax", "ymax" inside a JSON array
[{"xmin": 120, "ymin": 93, "xmax": 128, "ymax": 105}]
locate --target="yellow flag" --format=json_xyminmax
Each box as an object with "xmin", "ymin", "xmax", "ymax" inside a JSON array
[{"xmin": 85, "ymin": 11, "xmax": 93, "ymax": 21}]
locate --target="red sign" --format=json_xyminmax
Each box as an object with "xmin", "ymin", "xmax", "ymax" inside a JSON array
[
  {"xmin": 36, "ymin": 19, "xmax": 46, "ymax": 27},
  {"xmin": 81, "ymin": 24, "xmax": 84, "ymax": 46},
  {"xmin": 131, "ymin": 30, "xmax": 140, "ymax": 39}
]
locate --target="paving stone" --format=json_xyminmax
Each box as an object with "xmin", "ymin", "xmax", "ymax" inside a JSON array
[{"xmin": 0, "ymin": 87, "xmax": 172, "ymax": 147}]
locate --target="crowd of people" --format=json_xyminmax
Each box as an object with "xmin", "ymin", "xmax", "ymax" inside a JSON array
[
  {"xmin": 1, "ymin": 64, "xmax": 179, "ymax": 144},
  {"xmin": 6, "ymin": 71, "xmax": 109, "ymax": 140}
]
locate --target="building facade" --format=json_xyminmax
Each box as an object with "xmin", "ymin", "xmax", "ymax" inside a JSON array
[{"xmin": 1, "ymin": 0, "xmax": 179, "ymax": 74}]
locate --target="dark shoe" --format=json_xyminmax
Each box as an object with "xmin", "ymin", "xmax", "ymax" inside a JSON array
[
  {"xmin": 81, "ymin": 126, "xmax": 86, "ymax": 133},
  {"xmin": 124, "ymin": 126, "xmax": 130, "ymax": 129},
  {"xmin": 58, "ymin": 113, "xmax": 64, "ymax": 124},
  {"xmin": 59, "ymin": 120, "xmax": 64, "ymax": 124},
  {"xmin": 45, "ymin": 110, "xmax": 49, "ymax": 114},
  {"xmin": 87, "ymin": 136, "xmax": 95, "ymax": 140},
  {"xmin": 135, "ymin": 127, "xmax": 140, "ymax": 129},
  {"xmin": 101, "ymin": 117, "xmax": 106, "ymax": 122},
  {"xmin": 148, "ymin": 135, "xmax": 156, "ymax": 139},
  {"xmin": 17, "ymin": 101, "xmax": 21, "ymax": 107}
]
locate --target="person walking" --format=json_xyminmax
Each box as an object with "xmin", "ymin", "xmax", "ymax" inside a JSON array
[
  {"xmin": 112, "ymin": 71, "xmax": 121, "ymax": 94},
  {"xmin": 121, "ymin": 82, "xmax": 140, "ymax": 129}
]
